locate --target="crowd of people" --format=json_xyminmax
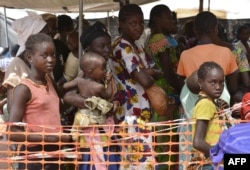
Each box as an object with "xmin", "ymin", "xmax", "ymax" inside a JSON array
[{"xmin": 0, "ymin": 2, "xmax": 249, "ymax": 170}]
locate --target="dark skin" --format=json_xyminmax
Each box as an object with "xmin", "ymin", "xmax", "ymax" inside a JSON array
[
  {"xmin": 181, "ymin": 26, "xmax": 238, "ymax": 96},
  {"xmin": 193, "ymin": 68, "xmax": 225, "ymax": 156},
  {"xmin": 119, "ymin": 13, "xmax": 157, "ymax": 89},
  {"xmin": 149, "ymin": 9, "xmax": 182, "ymax": 93},
  {"xmin": 213, "ymin": 33, "xmax": 250, "ymax": 92},
  {"xmin": 8, "ymin": 40, "xmax": 70, "ymax": 143},
  {"xmin": 6, "ymin": 25, "xmax": 51, "ymax": 113}
]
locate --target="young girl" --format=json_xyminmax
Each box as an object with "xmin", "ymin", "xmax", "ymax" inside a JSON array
[
  {"xmin": 110, "ymin": 3, "xmax": 162, "ymax": 170},
  {"xmin": 8, "ymin": 33, "xmax": 71, "ymax": 170},
  {"xmin": 190, "ymin": 61, "xmax": 232, "ymax": 169}
]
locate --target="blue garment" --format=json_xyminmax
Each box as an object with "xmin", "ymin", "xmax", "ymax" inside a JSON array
[{"xmin": 79, "ymin": 146, "xmax": 121, "ymax": 170}]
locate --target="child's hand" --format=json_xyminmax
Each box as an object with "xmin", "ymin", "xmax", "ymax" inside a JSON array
[
  {"xmin": 106, "ymin": 100, "xmax": 120, "ymax": 117},
  {"xmin": 105, "ymin": 73, "xmax": 112, "ymax": 82}
]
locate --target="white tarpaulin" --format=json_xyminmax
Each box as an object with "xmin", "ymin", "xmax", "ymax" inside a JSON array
[{"xmin": 0, "ymin": 0, "xmax": 159, "ymax": 13}]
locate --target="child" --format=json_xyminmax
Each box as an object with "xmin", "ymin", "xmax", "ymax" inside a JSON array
[
  {"xmin": 63, "ymin": 51, "xmax": 120, "ymax": 170},
  {"xmin": 189, "ymin": 61, "xmax": 233, "ymax": 169},
  {"xmin": 8, "ymin": 33, "xmax": 71, "ymax": 170}
]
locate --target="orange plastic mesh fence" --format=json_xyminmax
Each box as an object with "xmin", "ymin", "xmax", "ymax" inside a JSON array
[{"xmin": 0, "ymin": 117, "xmax": 245, "ymax": 169}]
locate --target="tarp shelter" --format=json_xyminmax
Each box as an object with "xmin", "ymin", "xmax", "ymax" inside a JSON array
[{"xmin": 0, "ymin": 0, "xmax": 158, "ymax": 13}]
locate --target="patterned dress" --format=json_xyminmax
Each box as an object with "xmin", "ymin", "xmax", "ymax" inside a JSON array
[
  {"xmin": 146, "ymin": 33, "xmax": 180, "ymax": 170},
  {"xmin": 109, "ymin": 36, "xmax": 156, "ymax": 170}
]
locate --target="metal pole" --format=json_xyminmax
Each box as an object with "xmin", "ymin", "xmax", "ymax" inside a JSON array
[
  {"xmin": 78, "ymin": 0, "xmax": 83, "ymax": 59},
  {"xmin": 107, "ymin": 11, "xmax": 110, "ymax": 31},
  {"xmin": 3, "ymin": 7, "xmax": 9, "ymax": 48}
]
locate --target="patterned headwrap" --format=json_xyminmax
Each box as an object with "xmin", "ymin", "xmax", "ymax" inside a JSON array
[
  {"xmin": 80, "ymin": 21, "xmax": 111, "ymax": 50},
  {"xmin": 12, "ymin": 11, "xmax": 47, "ymax": 57}
]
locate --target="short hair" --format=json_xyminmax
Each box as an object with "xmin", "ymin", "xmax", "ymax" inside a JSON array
[
  {"xmin": 57, "ymin": 15, "xmax": 73, "ymax": 32},
  {"xmin": 236, "ymin": 24, "xmax": 250, "ymax": 39},
  {"xmin": 197, "ymin": 61, "xmax": 223, "ymax": 80},
  {"xmin": 194, "ymin": 11, "xmax": 218, "ymax": 36},
  {"xmin": 80, "ymin": 52, "xmax": 105, "ymax": 72},
  {"xmin": 25, "ymin": 33, "xmax": 54, "ymax": 54},
  {"xmin": 148, "ymin": 4, "xmax": 171, "ymax": 28},
  {"xmin": 118, "ymin": 4, "xmax": 143, "ymax": 22}
]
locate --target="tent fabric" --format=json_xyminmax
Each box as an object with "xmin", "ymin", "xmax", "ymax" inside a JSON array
[{"xmin": 0, "ymin": 0, "xmax": 158, "ymax": 13}]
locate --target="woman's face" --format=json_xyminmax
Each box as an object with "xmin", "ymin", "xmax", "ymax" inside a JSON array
[
  {"xmin": 88, "ymin": 36, "xmax": 111, "ymax": 60},
  {"xmin": 119, "ymin": 13, "xmax": 144, "ymax": 43},
  {"xmin": 160, "ymin": 10, "xmax": 174, "ymax": 34}
]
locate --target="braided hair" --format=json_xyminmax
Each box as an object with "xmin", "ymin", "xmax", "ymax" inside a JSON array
[{"xmin": 197, "ymin": 61, "xmax": 223, "ymax": 80}]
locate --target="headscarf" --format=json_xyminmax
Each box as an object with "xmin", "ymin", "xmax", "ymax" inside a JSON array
[
  {"xmin": 80, "ymin": 21, "xmax": 110, "ymax": 50},
  {"xmin": 12, "ymin": 11, "xmax": 47, "ymax": 57}
]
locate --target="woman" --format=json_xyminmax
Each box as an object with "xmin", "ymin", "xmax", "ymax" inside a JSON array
[{"xmin": 146, "ymin": 5, "xmax": 182, "ymax": 170}]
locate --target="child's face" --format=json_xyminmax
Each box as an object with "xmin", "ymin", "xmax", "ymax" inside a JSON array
[
  {"xmin": 198, "ymin": 68, "xmax": 224, "ymax": 100},
  {"xmin": 91, "ymin": 57, "xmax": 107, "ymax": 81},
  {"xmin": 30, "ymin": 41, "xmax": 56, "ymax": 74},
  {"xmin": 88, "ymin": 36, "xmax": 111, "ymax": 60},
  {"xmin": 120, "ymin": 13, "xmax": 144, "ymax": 43}
]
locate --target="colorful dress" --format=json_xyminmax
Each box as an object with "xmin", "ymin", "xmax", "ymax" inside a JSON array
[
  {"xmin": 146, "ymin": 33, "xmax": 180, "ymax": 170},
  {"xmin": 110, "ymin": 36, "xmax": 155, "ymax": 170}
]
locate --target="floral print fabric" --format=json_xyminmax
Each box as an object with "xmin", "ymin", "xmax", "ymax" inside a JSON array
[{"xmin": 110, "ymin": 36, "xmax": 156, "ymax": 170}]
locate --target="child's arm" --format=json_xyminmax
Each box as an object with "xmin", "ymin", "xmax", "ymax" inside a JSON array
[
  {"xmin": 193, "ymin": 119, "xmax": 211, "ymax": 157},
  {"xmin": 144, "ymin": 65, "xmax": 163, "ymax": 80},
  {"xmin": 62, "ymin": 77, "xmax": 79, "ymax": 91}
]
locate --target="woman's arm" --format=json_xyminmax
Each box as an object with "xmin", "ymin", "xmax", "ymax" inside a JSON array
[
  {"xmin": 158, "ymin": 51, "xmax": 182, "ymax": 93},
  {"xmin": 145, "ymin": 65, "xmax": 163, "ymax": 80},
  {"xmin": 193, "ymin": 119, "xmax": 211, "ymax": 157},
  {"xmin": 131, "ymin": 67, "xmax": 155, "ymax": 89},
  {"xmin": 226, "ymin": 70, "xmax": 238, "ymax": 96}
]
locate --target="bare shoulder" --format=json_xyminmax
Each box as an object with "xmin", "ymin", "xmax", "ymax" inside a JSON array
[{"xmin": 14, "ymin": 84, "xmax": 31, "ymax": 101}]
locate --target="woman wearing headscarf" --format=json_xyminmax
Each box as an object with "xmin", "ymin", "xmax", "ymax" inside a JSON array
[
  {"xmin": 64, "ymin": 21, "xmax": 115, "ymax": 108},
  {"xmin": 3, "ymin": 12, "xmax": 49, "ymax": 113},
  {"xmin": 62, "ymin": 21, "xmax": 121, "ymax": 170}
]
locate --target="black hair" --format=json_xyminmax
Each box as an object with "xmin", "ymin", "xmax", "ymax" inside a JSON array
[
  {"xmin": 182, "ymin": 20, "xmax": 195, "ymax": 38},
  {"xmin": 80, "ymin": 21, "xmax": 111, "ymax": 50},
  {"xmin": 57, "ymin": 15, "xmax": 74, "ymax": 32},
  {"xmin": 194, "ymin": 11, "xmax": 218, "ymax": 36},
  {"xmin": 197, "ymin": 61, "xmax": 223, "ymax": 80},
  {"xmin": 118, "ymin": 4, "xmax": 143, "ymax": 22},
  {"xmin": 236, "ymin": 24, "xmax": 250, "ymax": 39},
  {"xmin": 10, "ymin": 44, "xmax": 20, "ymax": 57},
  {"xmin": 148, "ymin": 4, "xmax": 171, "ymax": 28},
  {"xmin": 25, "ymin": 33, "xmax": 54, "ymax": 54}
]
